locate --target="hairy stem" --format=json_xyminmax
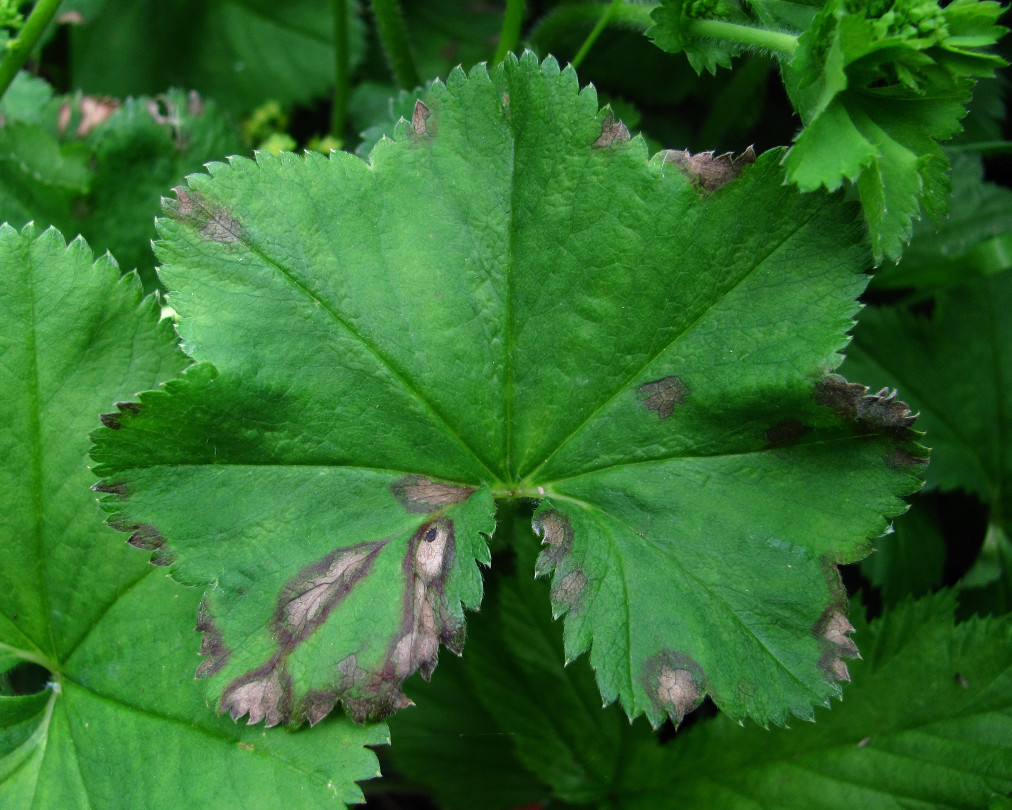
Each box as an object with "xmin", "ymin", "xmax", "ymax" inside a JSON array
[
  {"xmin": 0, "ymin": 0, "xmax": 64, "ymax": 100},
  {"xmin": 687, "ymin": 18, "xmax": 798, "ymax": 57},
  {"xmin": 571, "ymin": 0, "xmax": 624, "ymax": 69},
  {"xmin": 370, "ymin": 0, "xmax": 421, "ymax": 90},
  {"xmin": 493, "ymin": 0, "xmax": 526, "ymax": 64},
  {"xmin": 330, "ymin": 0, "xmax": 350, "ymax": 140}
]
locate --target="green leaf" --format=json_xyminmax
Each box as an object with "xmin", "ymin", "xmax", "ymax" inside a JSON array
[
  {"xmin": 621, "ymin": 591, "xmax": 1012, "ymax": 808},
  {"xmin": 870, "ymin": 151, "xmax": 1012, "ymax": 290},
  {"xmin": 841, "ymin": 272, "xmax": 1012, "ymax": 527},
  {"xmin": 65, "ymin": 0, "xmax": 366, "ymax": 115},
  {"xmin": 781, "ymin": 0, "xmax": 1008, "ymax": 262},
  {"xmin": 0, "ymin": 83, "xmax": 244, "ymax": 289},
  {"xmin": 92, "ymin": 53, "xmax": 923, "ymax": 731},
  {"xmin": 0, "ymin": 225, "xmax": 384, "ymax": 806},
  {"xmin": 648, "ymin": 0, "xmax": 750, "ymax": 74}
]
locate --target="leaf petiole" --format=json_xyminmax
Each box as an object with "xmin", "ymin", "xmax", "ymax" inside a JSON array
[
  {"xmin": 687, "ymin": 17, "xmax": 798, "ymax": 58},
  {"xmin": 0, "ymin": 0, "xmax": 64, "ymax": 100}
]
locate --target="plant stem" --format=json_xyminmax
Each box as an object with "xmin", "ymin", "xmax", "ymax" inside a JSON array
[
  {"xmin": 529, "ymin": 2, "xmax": 654, "ymax": 56},
  {"xmin": 370, "ymin": 0, "xmax": 421, "ymax": 90},
  {"xmin": 571, "ymin": 0, "xmax": 624, "ymax": 69},
  {"xmin": 330, "ymin": 0, "xmax": 350, "ymax": 140},
  {"xmin": 493, "ymin": 0, "xmax": 525, "ymax": 65},
  {"xmin": 0, "ymin": 0, "xmax": 64, "ymax": 100},
  {"xmin": 687, "ymin": 18, "xmax": 798, "ymax": 57}
]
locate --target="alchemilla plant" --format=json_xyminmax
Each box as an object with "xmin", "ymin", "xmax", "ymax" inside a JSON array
[{"xmin": 2, "ymin": 2, "xmax": 1010, "ymax": 809}]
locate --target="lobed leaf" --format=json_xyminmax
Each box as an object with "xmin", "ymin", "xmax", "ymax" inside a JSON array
[
  {"xmin": 93, "ymin": 52, "xmax": 924, "ymax": 730},
  {"xmin": 0, "ymin": 225, "xmax": 384, "ymax": 807}
]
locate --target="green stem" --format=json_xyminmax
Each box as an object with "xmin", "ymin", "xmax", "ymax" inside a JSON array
[
  {"xmin": 687, "ymin": 18, "xmax": 798, "ymax": 57},
  {"xmin": 0, "ymin": 0, "xmax": 64, "ymax": 100},
  {"xmin": 529, "ymin": 2, "xmax": 655, "ymax": 56},
  {"xmin": 370, "ymin": 0, "xmax": 421, "ymax": 90},
  {"xmin": 493, "ymin": 0, "xmax": 525, "ymax": 64},
  {"xmin": 571, "ymin": 0, "xmax": 623, "ymax": 69},
  {"xmin": 330, "ymin": 0, "xmax": 350, "ymax": 140}
]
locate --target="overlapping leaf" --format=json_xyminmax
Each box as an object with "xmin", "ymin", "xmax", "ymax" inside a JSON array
[
  {"xmin": 92, "ymin": 53, "xmax": 923, "ymax": 731},
  {"xmin": 0, "ymin": 77, "xmax": 244, "ymax": 288},
  {"xmin": 0, "ymin": 225, "xmax": 384, "ymax": 807},
  {"xmin": 782, "ymin": 0, "xmax": 1007, "ymax": 261}
]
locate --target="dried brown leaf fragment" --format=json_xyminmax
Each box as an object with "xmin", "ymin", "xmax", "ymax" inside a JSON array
[{"xmin": 664, "ymin": 146, "xmax": 756, "ymax": 191}]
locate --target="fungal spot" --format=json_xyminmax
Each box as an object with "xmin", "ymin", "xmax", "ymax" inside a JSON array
[
  {"xmin": 195, "ymin": 599, "xmax": 231, "ymax": 679},
  {"xmin": 815, "ymin": 375, "xmax": 918, "ymax": 434},
  {"xmin": 221, "ymin": 658, "xmax": 292, "ymax": 728},
  {"xmin": 551, "ymin": 570, "xmax": 587, "ymax": 610},
  {"xmin": 392, "ymin": 475, "xmax": 475, "ymax": 513},
  {"xmin": 200, "ymin": 208, "xmax": 243, "ymax": 244},
  {"xmin": 98, "ymin": 400, "xmax": 141, "ymax": 430},
  {"xmin": 272, "ymin": 541, "xmax": 384, "ymax": 647},
  {"xmin": 638, "ymin": 375, "xmax": 689, "ymax": 419},
  {"xmin": 765, "ymin": 418, "xmax": 810, "ymax": 447},
  {"xmin": 412, "ymin": 100, "xmax": 431, "ymax": 135},
  {"xmin": 122, "ymin": 522, "xmax": 175, "ymax": 565},
  {"xmin": 91, "ymin": 481, "xmax": 127, "ymax": 496},
  {"xmin": 238, "ymin": 742, "xmax": 254, "ymax": 751},
  {"xmin": 592, "ymin": 111, "xmax": 631, "ymax": 149},
  {"xmin": 533, "ymin": 510, "xmax": 574, "ymax": 576},
  {"xmin": 642, "ymin": 652, "xmax": 706, "ymax": 726},
  {"xmin": 664, "ymin": 146, "xmax": 756, "ymax": 192},
  {"xmin": 303, "ymin": 690, "xmax": 338, "ymax": 726},
  {"xmin": 815, "ymin": 606, "xmax": 859, "ymax": 683}
]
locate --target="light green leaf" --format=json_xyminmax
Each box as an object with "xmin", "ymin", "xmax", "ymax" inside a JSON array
[
  {"xmin": 65, "ymin": 0, "xmax": 366, "ymax": 115},
  {"xmin": 870, "ymin": 151, "xmax": 1012, "ymax": 290},
  {"xmin": 92, "ymin": 53, "xmax": 922, "ymax": 731},
  {"xmin": 782, "ymin": 0, "xmax": 1007, "ymax": 262},
  {"xmin": 0, "ymin": 225, "xmax": 384, "ymax": 807}
]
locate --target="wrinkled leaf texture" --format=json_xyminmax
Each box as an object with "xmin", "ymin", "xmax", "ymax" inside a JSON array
[{"xmin": 92, "ymin": 53, "xmax": 924, "ymax": 731}]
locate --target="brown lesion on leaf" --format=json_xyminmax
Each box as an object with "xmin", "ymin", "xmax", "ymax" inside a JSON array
[
  {"xmin": 392, "ymin": 475, "xmax": 475, "ymax": 514},
  {"xmin": 221, "ymin": 655, "xmax": 293, "ymax": 728},
  {"xmin": 412, "ymin": 100, "xmax": 432, "ymax": 136},
  {"xmin": 551, "ymin": 570, "xmax": 588, "ymax": 611},
  {"xmin": 765, "ymin": 418, "xmax": 811, "ymax": 447},
  {"xmin": 195, "ymin": 598, "xmax": 231, "ymax": 679},
  {"xmin": 98, "ymin": 400, "xmax": 141, "ymax": 430},
  {"xmin": 91, "ymin": 481, "xmax": 127, "ymax": 496},
  {"xmin": 217, "ymin": 517, "xmax": 468, "ymax": 727},
  {"xmin": 533, "ymin": 510, "xmax": 574, "ymax": 576},
  {"xmin": 814, "ymin": 605, "xmax": 859, "ymax": 683},
  {"xmin": 109, "ymin": 520, "xmax": 176, "ymax": 566},
  {"xmin": 816, "ymin": 375, "xmax": 916, "ymax": 433},
  {"xmin": 642, "ymin": 652, "xmax": 706, "ymax": 727},
  {"xmin": 815, "ymin": 374, "xmax": 927, "ymax": 465},
  {"xmin": 593, "ymin": 111, "xmax": 631, "ymax": 149},
  {"xmin": 271, "ymin": 541, "xmax": 384, "ymax": 648},
  {"xmin": 664, "ymin": 146, "xmax": 756, "ymax": 192},
  {"xmin": 638, "ymin": 375, "xmax": 689, "ymax": 419},
  {"xmin": 338, "ymin": 519, "xmax": 461, "ymax": 724},
  {"xmin": 164, "ymin": 186, "xmax": 244, "ymax": 245}
]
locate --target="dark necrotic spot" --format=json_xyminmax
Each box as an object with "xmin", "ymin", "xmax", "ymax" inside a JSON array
[
  {"xmin": 423, "ymin": 527, "xmax": 438, "ymax": 543},
  {"xmin": 641, "ymin": 651, "xmax": 706, "ymax": 727},
  {"xmin": 195, "ymin": 598, "xmax": 231, "ymax": 679},
  {"xmin": 91, "ymin": 481, "xmax": 127, "ymax": 496},
  {"xmin": 638, "ymin": 375, "xmax": 689, "ymax": 419}
]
